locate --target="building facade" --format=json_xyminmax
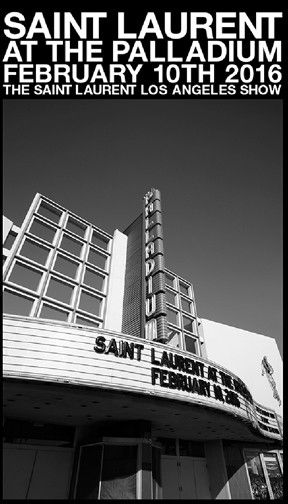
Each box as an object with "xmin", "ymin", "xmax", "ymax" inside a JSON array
[{"xmin": 3, "ymin": 190, "xmax": 283, "ymax": 499}]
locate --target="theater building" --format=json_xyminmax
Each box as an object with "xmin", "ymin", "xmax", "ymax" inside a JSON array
[{"xmin": 3, "ymin": 190, "xmax": 283, "ymax": 500}]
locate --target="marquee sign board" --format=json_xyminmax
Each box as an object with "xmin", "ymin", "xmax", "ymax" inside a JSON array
[
  {"xmin": 92, "ymin": 333, "xmax": 281, "ymax": 439},
  {"xmin": 3, "ymin": 315, "xmax": 281, "ymax": 442}
]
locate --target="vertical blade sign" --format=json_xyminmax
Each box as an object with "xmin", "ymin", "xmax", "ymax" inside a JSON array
[{"xmin": 144, "ymin": 189, "xmax": 168, "ymax": 343}]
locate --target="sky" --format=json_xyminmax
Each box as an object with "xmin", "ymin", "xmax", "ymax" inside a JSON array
[{"xmin": 3, "ymin": 99, "xmax": 283, "ymax": 355}]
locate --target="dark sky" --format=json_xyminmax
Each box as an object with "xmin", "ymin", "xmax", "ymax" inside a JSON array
[{"xmin": 3, "ymin": 99, "xmax": 283, "ymax": 355}]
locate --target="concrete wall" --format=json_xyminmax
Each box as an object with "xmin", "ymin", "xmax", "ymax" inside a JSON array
[
  {"xmin": 201, "ymin": 319, "xmax": 283, "ymax": 415},
  {"xmin": 122, "ymin": 214, "xmax": 145, "ymax": 338},
  {"xmin": 104, "ymin": 230, "xmax": 127, "ymax": 331}
]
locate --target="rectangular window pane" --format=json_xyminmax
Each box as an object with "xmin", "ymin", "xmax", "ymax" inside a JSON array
[
  {"xmin": 183, "ymin": 316, "xmax": 195, "ymax": 333},
  {"xmin": 166, "ymin": 290, "xmax": 177, "ymax": 306},
  {"xmin": 181, "ymin": 297, "xmax": 192, "ymax": 313},
  {"xmin": 263, "ymin": 453, "xmax": 283, "ymax": 499},
  {"xmin": 66, "ymin": 217, "xmax": 86, "ymax": 238},
  {"xmin": 60, "ymin": 234, "xmax": 83, "ymax": 257},
  {"xmin": 37, "ymin": 201, "xmax": 62, "ymax": 224},
  {"xmin": 92, "ymin": 230, "xmax": 109, "ymax": 250},
  {"xmin": 184, "ymin": 335, "xmax": 197, "ymax": 355},
  {"xmin": 79, "ymin": 291, "xmax": 102, "ymax": 317},
  {"xmin": 3, "ymin": 290, "xmax": 34, "ymax": 316},
  {"xmin": 75, "ymin": 316, "xmax": 100, "ymax": 328},
  {"xmin": 100, "ymin": 445, "xmax": 137, "ymax": 500},
  {"xmin": 167, "ymin": 308, "xmax": 179, "ymax": 326},
  {"xmin": 83, "ymin": 268, "xmax": 105, "ymax": 292},
  {"xmin": 165, "ymin": 273, "xmax": 175, "ymax": 289},
  {"xmin": 87, "ymin": 248, "xmax": 107, "ymax": 270},
  {"xmin": 244, "ymin": 451, "xmax": 270, "ymax": 500},
  {"xmin": 167, "ymin": 328, "xmax": 181, "ymax": 349},
  {"xmin": 46, "ymin": 277, "xmax": 74, "ymax": 304},
  {"xmin": 179, "ymin": 281, "xmax": 190, "ymax": 296},
  {"xmin": 4, "ymin": 232, "xmax": 17, "ymax": 250},
  {"xmin": 9, "ymin": 262, "xmax": 42, "ymax": 292},
  {"xmin": 53, "ymin": 254, "xmax": 79, "ymax": 279},
  {"xmin": 40, "ymin": 304, "xmax": 69, "ymax": 322},
  {"xmin": 29, "ymin": 219, "xmax": 56, "ymax": 243},
  {"xmin": 20, "ymin": 239, "xmax": 50, "ymax": 266}
]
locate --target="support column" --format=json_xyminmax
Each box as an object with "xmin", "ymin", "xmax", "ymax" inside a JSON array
[
  {"xmin": 141, "ymin": 442, "xmax": 153, "ymax": 499},
  {"xmin": 205, "ymin": 440, "xmax": 231, "ymax": 499},
  {"xmin": 222, "ymin": 441, "xmax": 253, "ymax": 499}
]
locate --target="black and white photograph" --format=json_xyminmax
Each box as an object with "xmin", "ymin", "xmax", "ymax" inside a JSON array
[{"xmin": 2, "ymin": 9, "xmax": 284, "ymax": 501}]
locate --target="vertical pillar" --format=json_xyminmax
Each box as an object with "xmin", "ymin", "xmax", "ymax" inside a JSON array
[
  {"xmin": 222, "ymin": 441, "xmax": 254, "ymax": 499},
  {"xmin": 205, "ymin": 440, "xmax": 231, "ymax": 499},
  {"xmin": 141, "ymin": 442, "xmax": 153, "ymax": 499},
  {"xmin": 104, "ymin": 229, "xmax": 127, "ymax": 331},
  {"xmin": 122, "ymin": 215, "xmax": 144, "ymax": 338}
]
